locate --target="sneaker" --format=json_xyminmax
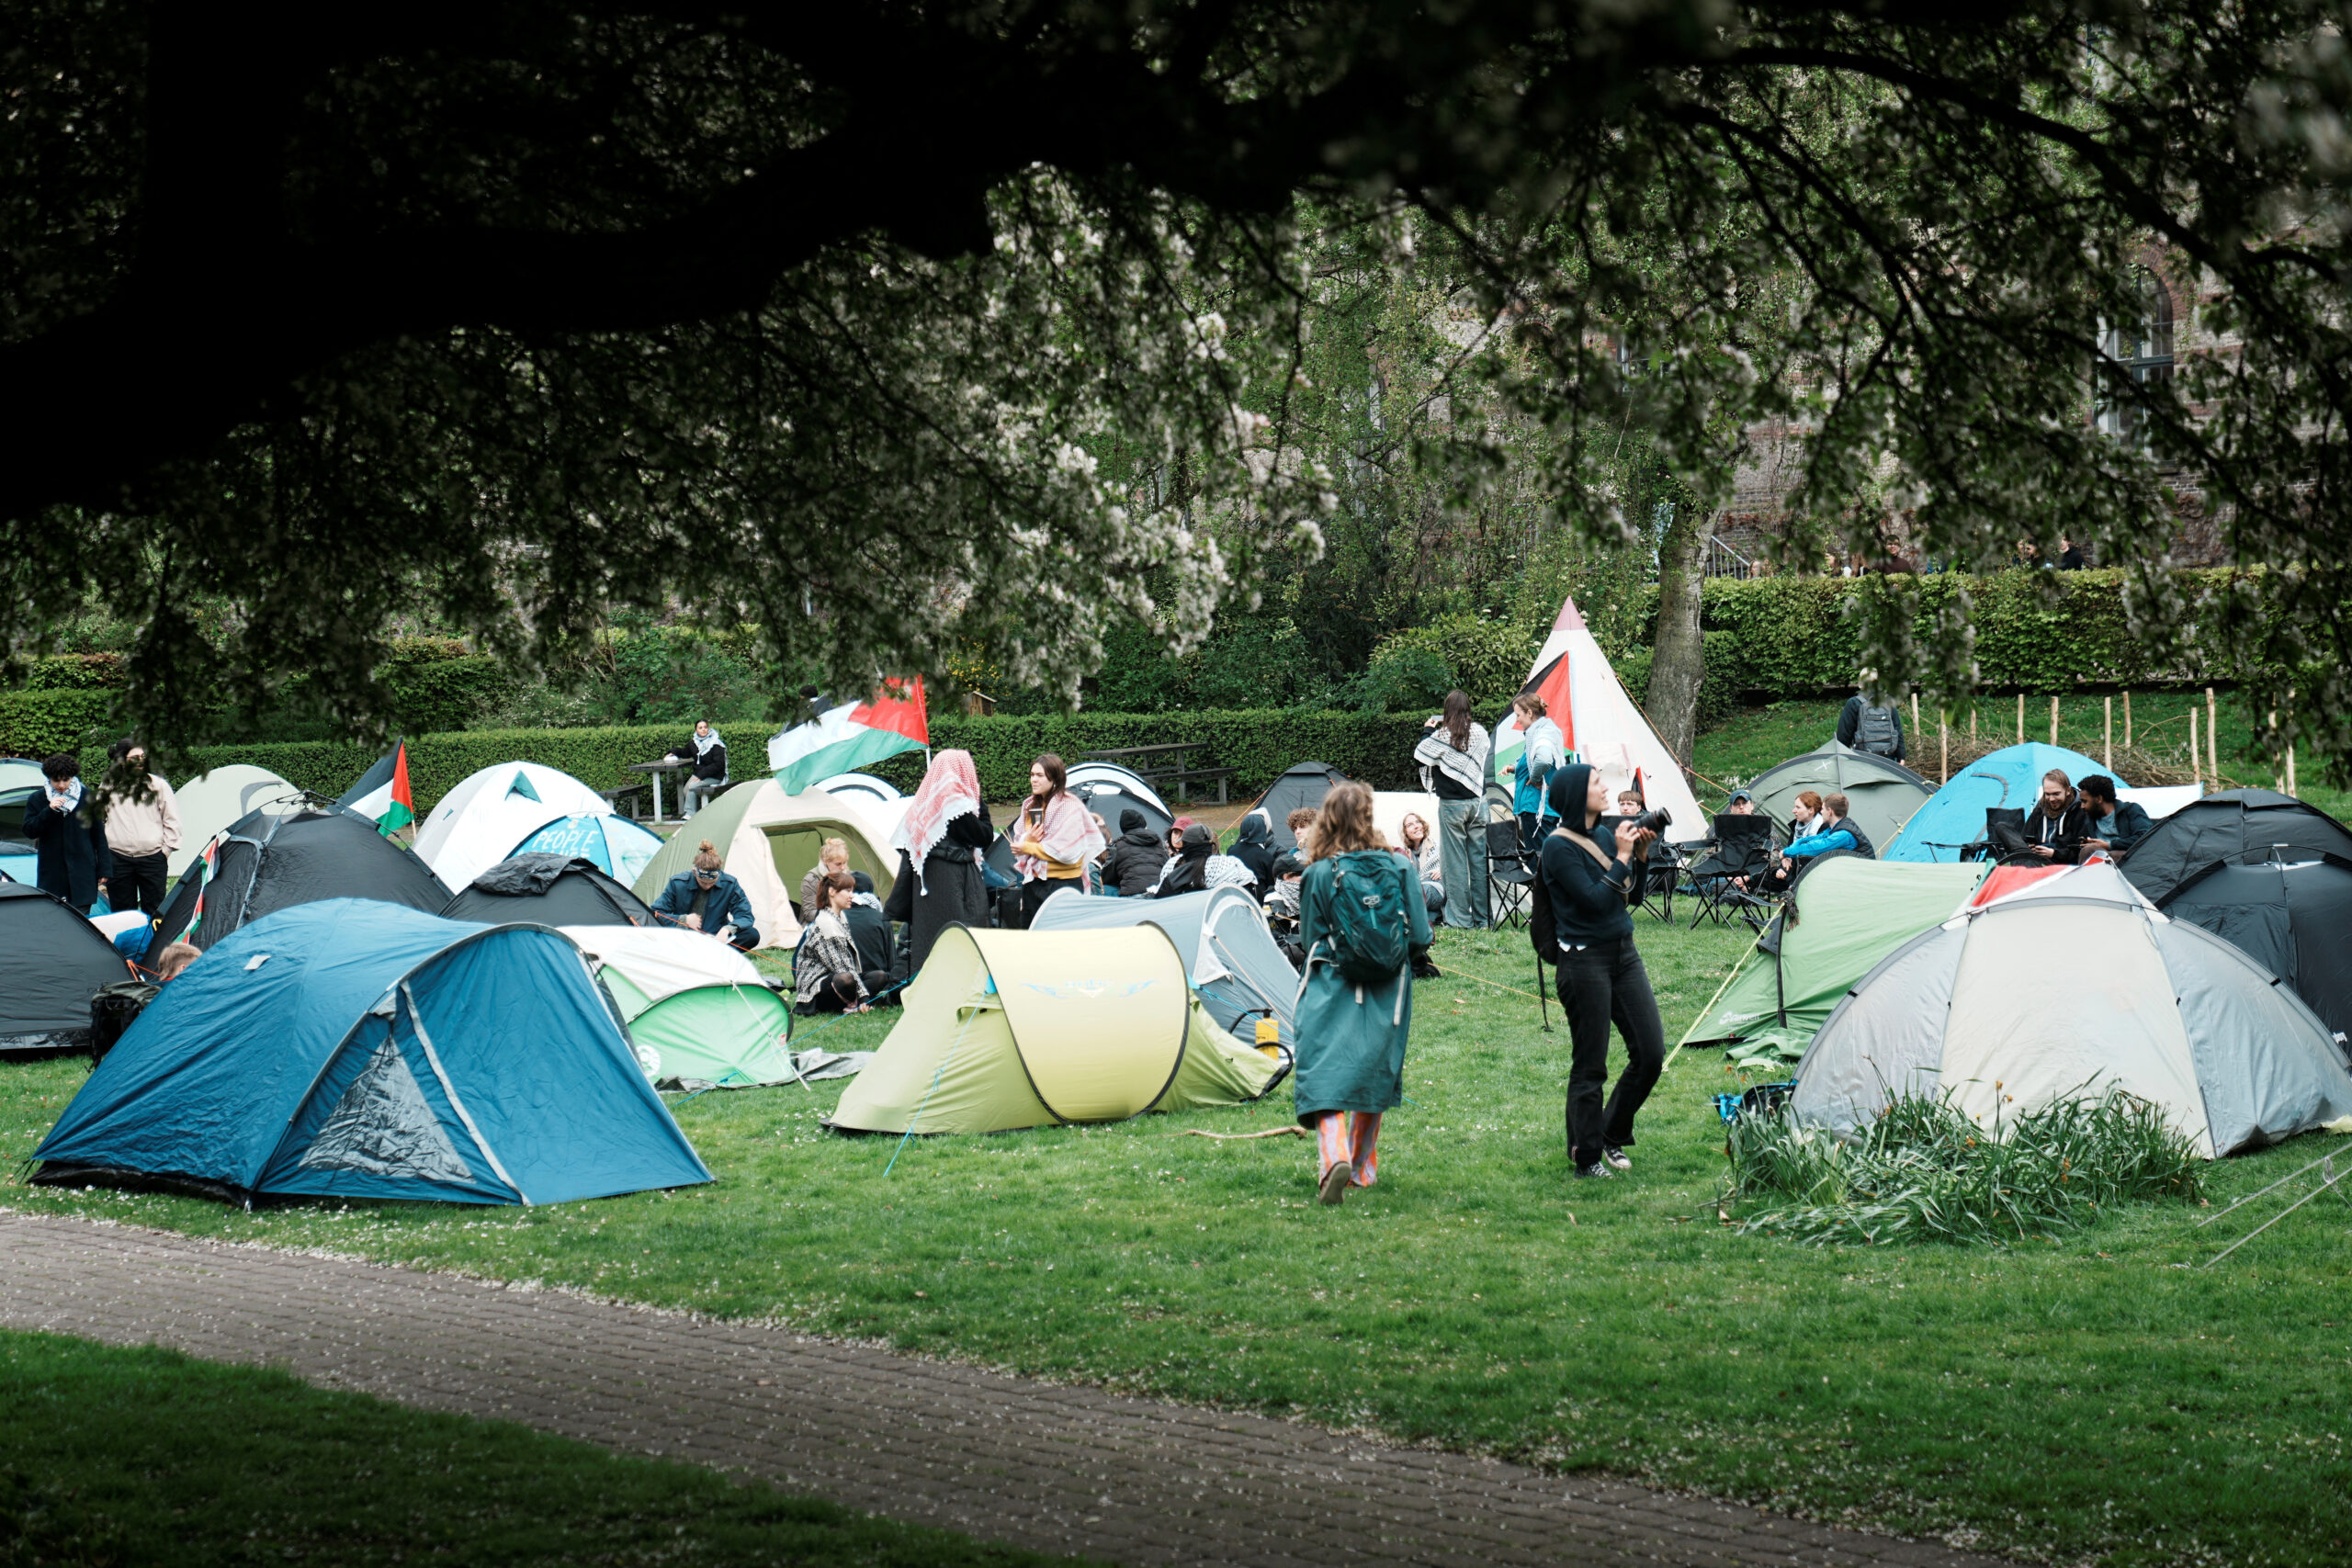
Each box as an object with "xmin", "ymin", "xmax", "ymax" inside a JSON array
[
  {"xmin": 1572, "ymin": 1161, "xmax": 1614, "ymax": 1179},
  {"xmin": 1319, "ymin": 1160, "xmax": 1353, "ymax": 1205},
  {"xmin": 1601, "ymin": 1145, "xmax": 1632, "ymax": 1171}
]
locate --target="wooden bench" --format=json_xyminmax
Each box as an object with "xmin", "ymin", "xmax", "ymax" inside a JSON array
[
  {"xmin": 601, "ymin": 782, "xmax": 653, "ymax": 821},
  {"xmin": 1138, "ymin": 765, "xmax": 1237, "ymax": 806}
]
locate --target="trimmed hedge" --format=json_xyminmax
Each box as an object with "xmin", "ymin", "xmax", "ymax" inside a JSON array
[
  {"xmin": 152, "ymin": 710, "xmax": 1436, "ymax": 817},
  {"xmin": 1, "ymin": 690, "xmax": 119, "ymax": 760}
]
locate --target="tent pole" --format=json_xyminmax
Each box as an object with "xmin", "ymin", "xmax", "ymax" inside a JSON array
[
  {"xmin": 1663, "ymin": 946, "xmax": 1752, "ymax": 1076},
  {"xmin": 2105, "ymin": 696, "xmax": 2113, "ymax": 771}
]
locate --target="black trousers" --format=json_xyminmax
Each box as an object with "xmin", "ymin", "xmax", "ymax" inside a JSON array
[
  {"xmin": 1555, "ymin": 937, "xmax": 1667, "ymax": 1167},
  {"xmin": 1017, "ymin": 876, "xmax": 1083, "ymax": 928},
  {"xmin": 107, "ymin": 850, "xmax": 169, "ymax": 915},
  {"xmin": 801, "ymin": 968, "xmax": 892, "ymax": 1013}
]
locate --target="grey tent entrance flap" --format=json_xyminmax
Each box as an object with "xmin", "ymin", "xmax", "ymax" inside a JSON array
[{"xmin": 298, "ymin": 1035, "xmax": 479, "ymax": 1184}]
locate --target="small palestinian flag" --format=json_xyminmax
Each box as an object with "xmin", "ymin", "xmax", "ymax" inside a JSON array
[
  {"xmin": 378, "ymin": 741, "xmax": 415, "ymax": 837},
  {"xmin": 767, "ymin": 676, "xmax": 930, "ymax": 794}
]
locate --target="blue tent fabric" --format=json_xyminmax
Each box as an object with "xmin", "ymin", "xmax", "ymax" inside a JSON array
[
  {"xmin": 1884, "ymin": 744, "xmax": 2127, "ymax": 863},
  {"xmin": 514, "ymin": 813, "xmax": 665, "ymax": 886},
  {"xmin": 35, "ymin": 899, "xmax": 710, "ymax": 1206}
]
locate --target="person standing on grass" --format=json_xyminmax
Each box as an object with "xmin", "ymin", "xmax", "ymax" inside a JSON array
[
  {"xmin": 1293, "ymin": 782, "xmax": 1431, "ymax": 1206},
  {"xmin": 1540, "ymin": 763, "xmax": 1664, "ymax": 1179},
  {"xmin": 97, "ymin": 738, "xmax": 178, "ymax": 917},
  {"xmin": 1414, "ymin": 689, "xmax": 1491, "ymax": 929},
  {"xmin": 1009, "ymin": 753, "xmax": 1102, "ymax": 926},
  {"xmin": 883, "ymin": 749, "xmax": 992, "ymax": 970},
  {"xmin": 24, "ymin": 754, "xmax": 111, "ymax": 915},
  {"xmin": 1509, "ymin": 692, "xmax": 1568, "ymax": 851}
]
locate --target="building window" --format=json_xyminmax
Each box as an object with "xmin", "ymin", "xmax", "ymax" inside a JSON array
[{"xmin": 2097, "ymin": 269, "xmax": 2175, "ymax": 444}]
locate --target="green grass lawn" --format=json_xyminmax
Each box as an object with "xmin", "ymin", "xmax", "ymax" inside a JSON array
[
  {"xmin": 0, "ymin": 1328, "xmax": 1076, "ymax": 1567},
  {"xmin": 8, "ymin": 892, "xmax": 2352, "ymax": 1567}
]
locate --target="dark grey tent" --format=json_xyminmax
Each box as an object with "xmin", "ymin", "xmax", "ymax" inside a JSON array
[
  {"xmin": 2123, "ymin": 789, "xmax": 2352, "ymax": 904},
  {"xmin": 441, "ymin": 853, "xmax": 651, "ymax": 927},
  {"xmin": 1244, "ymin": 761, "xmax": 1351, "ymax": 853},
  {"xmin": 149, "ymin": 803, "xmax": 452, "ymax": 959},
  {"xmin": 2161, "ymin": 855, "xmax": 2352, "ymax": 1054},
  {"xmin": 0, "ymin": 884, "xmax": 131, "ymax": 1049}
]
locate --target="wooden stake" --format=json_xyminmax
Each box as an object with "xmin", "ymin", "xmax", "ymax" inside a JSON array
[
  {"xmin": 2288, "ymin": 743, "xmax": 2298, "ymax": 797},
  {"xmin": 2104, "ymin": 695, "xmax": 2113, "ymax": 770},
  {"xmin": 1971, "ymin": 708, "xmax": 1978, "ymax": 745},
  {"xmin": 1939, "ymin": 709, "xmax": 1949, "ymax": 784},
  {"xmin": 2206, "ymin": 686, "xmax": 2220, "ymax": 781},
  {"xmin": 2050, "ymin": 694, "xmax": 2060, "ymax": 747},
  {"xmin": 2016, "ymin": 692, "xmax": 2024, "ymax": 744},
  {"xmin": 2123, "ymin": 690, "xmax": 2133, "ymax": 750},
  {"xmin": 2269, "ymin": 708, "xmax": 2279, "ymax": 790},
  {"xmin": 2190, "ymin": 706, "xmax": 2201, "ymax": 792}
]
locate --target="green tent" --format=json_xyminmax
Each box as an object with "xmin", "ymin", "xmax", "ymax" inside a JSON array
[
  {"xmin": 1744, "ymin": 739, "xmax": 1934, "ymax": 856},
  {"xmin": 828, "ymin": 924, "xmax": 1283, "ymax": 1134},
  {"xmin": 562, "ymin": 925, "xmax": 795, "ymax": 1089},
  {"xmin": 1683, "ymin": 857, "xmax": 1988, "ymax": 1059}
]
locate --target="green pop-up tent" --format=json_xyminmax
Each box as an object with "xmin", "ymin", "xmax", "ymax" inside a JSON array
[
  {"xmin": 1682, "ymin": 857, "xmax": 1988, "ymax": 1060},
  {"xmin": 560, "ymin": 925, "xmax": 794, "ymax": 1089}
]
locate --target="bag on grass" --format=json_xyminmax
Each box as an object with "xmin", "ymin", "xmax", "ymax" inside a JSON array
[{"xmin": 88, "ymin": 978, "xmax": 159, "ymax": 1062}]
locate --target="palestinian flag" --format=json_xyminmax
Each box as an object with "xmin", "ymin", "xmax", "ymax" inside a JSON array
[
  {"xmin": 377, "ymin": 742, "xmax": 416, "ymax": 836},
  {"xmin": 768, "ymin": 676, "xmax": 929, "ymax": 794}
]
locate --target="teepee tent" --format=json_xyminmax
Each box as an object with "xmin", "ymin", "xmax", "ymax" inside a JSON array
[
  {"xmin": 1792, "ymin": 863, "xmax": 2352, "ymax": 1157},
  {"xmin": 1492, "ymin": 596, "xmax": 1703, "ymax": 840},
  {"xmin": 1883, "ymin": 743, "xmax": 2119, "ymax": 863},
  {"xmin": 34, "ymin": 900, "xmax": 712, "ymax": 1205},
  {"xmin": 169, "ymin": 765, "xmax": 303, "ymax": 877},
  {"xmin": 151, "ymin": 804, "xmax": 451, "ymax": 957},
  {"xmin": 0, "ymin": 885, "xmax": 131, "ymax": 1050},
  {"xmin": 828, "ymin": 925, "xmax": 1280, "ymax": 1134},
  {"xmin": 630, "ymin": 781, "xmax": 896, "ymax": 949},
  {"xmin": 1684, "ymin": 857, "xmax": 1987, "ymax": 1053},
  {"xmin": 560, "ymin": 925, "xmax": 795, "ymax": 1089},
  {"xmin": 413, "ymin": 761, "xmax": 627, "ymax": 894},
  {"xmin": 1745, "ymin": 741, "xmax": 1934, "ymax": 855},
  {"xmin": 1031, "ymin": 886, "xmax": 1301, "ymax": 1051},
  {"xmin": 441, "ymin": 854, "xmax": 653, "ymax": 927}
]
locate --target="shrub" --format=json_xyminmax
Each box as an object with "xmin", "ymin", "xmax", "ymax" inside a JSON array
[{"xmin": 0, "ymin": 691, "xmax": 119, "ymax": 758}]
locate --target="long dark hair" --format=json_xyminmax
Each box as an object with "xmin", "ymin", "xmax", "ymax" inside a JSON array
[
  {"xmin": 1442, "ymin": 689, "xmax": 1473, "ymax": 750},
  {"xmin": 1026, "ymin": 753, "xmax": 1068, "ymax": 810}
]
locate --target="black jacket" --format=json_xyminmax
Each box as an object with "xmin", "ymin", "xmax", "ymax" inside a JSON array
[
  {"xmin": 1106, "ymin": 827, "xmax": 1170, "ymax": 896},
  {"xmin": 673, "ymin": 734, "xmax": 727, "ymax": 782},
  {"xmin": 845, "ymin": 901, "xmax": 894, "ymax": 975},
  {"xmin": 1229, "ymin": 813, "xmax": 1277, "ymax": 893},
  {"xmin": 23, "ymin": 789, "xmax": 111, "ymax": 909},
  {"xmin": 2097, "ymin": 799, "xmax": 2154, "ymax": 855},
  {"xmin": 2023, "ymin": 802, "xmax": 2096, "ymax": 864},
  {"xmin": 1537, "ymin": 766, "xmax": 1635, "ymax": 946},
  {"xmin": 1828, "ymin": 815, "xmax": 1875, "ymax": 859}
]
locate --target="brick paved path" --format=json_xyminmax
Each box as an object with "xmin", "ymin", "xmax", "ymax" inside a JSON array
[{"xmin": 0, "ymin": 1212, "xmax": 2009, "ymax": 1568}]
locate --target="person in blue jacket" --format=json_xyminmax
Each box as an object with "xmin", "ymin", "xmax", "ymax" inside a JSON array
[
  {"xmin": 23, "ymin": 753, "xmax": 111, "ymax": 915},
  {"xmin": 650, "ymin": 839, "xmax": 759, "ymax": 951}
]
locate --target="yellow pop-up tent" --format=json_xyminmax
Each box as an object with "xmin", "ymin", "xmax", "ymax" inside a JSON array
[{"xmin": 827, "ymin": 924, "xmax": 1283, "ymax": 1134}]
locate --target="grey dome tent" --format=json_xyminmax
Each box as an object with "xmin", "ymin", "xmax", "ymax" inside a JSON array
[
  {"xmin": 1744, "ymin": 740, "xmax": 1932, "ymax": 857},
  {"xmin": 2122, "ymin": 789, "xmax": 2352, "ymax": 904},
  {"xmin": 149, "ymin": 803, "xmax": 452, "ymax": 960},
  {"xmin": 1245, "ymin": 761, "xmax": 1350, "ymax": 853},
  {"xmin": 440, "ymin": 853, "xmax": 652, "ymax": 927},
  {"xmin": 1792, "ymin": 863, "xmax": 2352, "ymax": 1157},
  {"xmin": 0, "ymin": 884, "xmax": 131, "ymax": 1050},
  {"xmin": 1031, "ymin": 884, "xmax": 1301, "ymax": 1055},
  {"xmin": 2160, "ymin": 856, "xmax": 2352, "ymax": 1053}
]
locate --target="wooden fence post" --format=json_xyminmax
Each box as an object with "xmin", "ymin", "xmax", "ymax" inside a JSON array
[
  {"xmin": 2104, "ymin": 695, "xmax": 2113, "ymax": 770},
  {"xmin": 2049, "ymin": 694, "xmax": 2060, "ymax": 747},
  {"xmin": 1939, "ymin": 709, "xmax": 1949, "ymax": 784},
  {"xmin": 2016, "ymin": 692, "xmax": 2024, "ymax": 744},
  {"xmin": 2122, "ymin": 691, "xmax": 2132, "ymax": 750},
  {"xmin": 2190, "ymin": 706, "xmax": 2201, "ymax": 792},
  {"xmin": 2206, "ymin": 687, "xmax": 2220, "ymax": 781},
  {"xmin": 1911, "ymin": 691, "xmax": 1920, "ymax": 748}
]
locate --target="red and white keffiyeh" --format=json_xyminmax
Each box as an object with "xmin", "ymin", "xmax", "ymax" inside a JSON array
[
  {"xmin": 892, "ymin": 749, "xmax": 985, "ymax": 890},
  {"xmin": 1012, "ymin": 788, "xmax": 1106, "ymax": 879}
]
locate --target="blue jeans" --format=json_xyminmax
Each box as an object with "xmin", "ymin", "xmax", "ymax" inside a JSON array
[{"xmin": 1436, "ymin": 796, "xmax": 1488, "ymax": 929}]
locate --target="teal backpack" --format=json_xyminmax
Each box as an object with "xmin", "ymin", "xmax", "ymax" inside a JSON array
[{"xmin": 1322, "ymin": 850, "xmax": 1415, "ymax": 985}]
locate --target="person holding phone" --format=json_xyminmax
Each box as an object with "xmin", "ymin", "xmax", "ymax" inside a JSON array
[
  {"xmin": 1538, "ymin": 762, "xmax": 1666, "ymax": 1179},
  {"xmin": 1009, "ymin": 753, "xmax": 1103, "ymax": 925}
]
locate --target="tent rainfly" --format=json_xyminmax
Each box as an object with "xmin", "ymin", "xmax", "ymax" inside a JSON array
[
  {"xmin": 441, "ymin": 854, "xmax": 653, "ymax": 927},
  {"xmin": 1792, "ymin": 863, "xmax": 2352, "ymax": 1157},
  {"xmin": 1490, "ymin": 594, "xmax": 1704, "ymax": 841},
  {"xmin": 1743, "ymin": 740, "xmax": 1935, "ymax": 856},
  {"xmin": 2122, "ymin": 789, "xmax": 2352, "ymax": 905},
  {"xmin": 413, "ymin": 761, "xmax": 639, "ymax": 894},
  {"xmin": 1683, "ymin": 858, "xmax": 1988, "ymax": 1053},
  {"xmin": 1030, "ymin": 886, "xmax": 1302, "ymax": 1053},
  {"xmin": 0, "ymin": 884, "xmax": 131, "ymax": 1050},
  {"xmin": 560, "ymin": 925, "xmax": 795, "ymax": 1089},
  {"xmin": 34, "ymin": 900, "xmax": 712, "ymax": 1205},
  {"xmin": 630, "ymin": 781, "xmax": 896, "ymax": 949},
  {"xmin": 827, "ymin": 925, "xmax": 1280, "ymax": 1134},
  {"xmin": 1244, "ymin": 762, "xmax": 1351, "ymax": 854},
  {"xmin": 509, "ymin": 812, "xmax": 665, "ymax": 888},
  {"xmin": 168, "ymin": 766, "xmax": 303, "ymax": 878},
  {"xmin": 2160, "ymin": 856, "xmax": 2352, "ymax": 1052},
  {"xmin": 1883, "ymin": 743, "xmax": 2120, "ymax": 863},
  {"xmin": 150, "ymin": 804, "xmax": 452, "ymax": 958}
]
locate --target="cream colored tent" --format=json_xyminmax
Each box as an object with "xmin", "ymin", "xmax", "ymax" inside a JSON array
[
  {"xmin": 827, "ymin": 925, "xmax": 1282, "ymax": 1134},
  {"xmin": 1372, "ymin": 790, "xmax": 1442, "ymax": 851},
  {"xmin": 169, "ymin": 765, "xmax": 302, "ymax": 877},
  {"xmin": 630, "ymin": 780, "xmax": 897, "ymax": 949}
]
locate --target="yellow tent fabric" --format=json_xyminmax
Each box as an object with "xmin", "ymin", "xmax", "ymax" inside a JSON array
[
  {"xmin": 827, "ymin": 925, "xmax": 1282, "ymax": 1134},
  {"xmin": 630, "ymin": 781, "xmax": 897, "ymax": 949}
]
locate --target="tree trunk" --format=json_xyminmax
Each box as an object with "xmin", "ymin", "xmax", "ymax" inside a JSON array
[{"xmin": 1645, "ymin": 501, "xmax": 1717, "ymax": 763}]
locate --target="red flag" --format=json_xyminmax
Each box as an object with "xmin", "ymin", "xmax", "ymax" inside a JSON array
[{"xmin": 852, "ymin": 675, "xmax": 930, "ymax": 747}]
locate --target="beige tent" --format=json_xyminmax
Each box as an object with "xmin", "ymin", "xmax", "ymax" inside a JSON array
[
  {"xmin": 828, "ymin": 925, "xmax": 1283, "ymax": 1134},
  {"xmin": 169, "ymin": 765, "xmax": 303, "ymax": 877},
  {"xmin": 630, "ymin": 781, "xmax": 896, "ymax": 948}
]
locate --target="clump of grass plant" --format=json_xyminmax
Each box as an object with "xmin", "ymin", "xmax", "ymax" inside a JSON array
[{"xmin": 1724, "ymin": 1089, "xmax": 2205, "ymax": 1247}]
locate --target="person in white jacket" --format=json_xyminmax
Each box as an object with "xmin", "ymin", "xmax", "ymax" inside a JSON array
[
  {"xmin": 98, "ymin": 739, "xmax": 179, "ymax": 916},
  {"xmin": 1412, "ymin": 689, "xmax": 1492, "ymax": 929}
]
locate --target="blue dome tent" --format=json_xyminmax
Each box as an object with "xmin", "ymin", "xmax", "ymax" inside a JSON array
[
  {"xmin": 34, "ymin": 899, "xmax": 711, "ymax": 1207},
  {"xmin": 1884, "ymin": 743, "xmax": 2123, "ymax": 863}
]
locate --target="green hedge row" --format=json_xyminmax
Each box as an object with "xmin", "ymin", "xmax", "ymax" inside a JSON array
[{"xmin": 144, "ymin": 709, "xmax": 1435, "ymax": 816}]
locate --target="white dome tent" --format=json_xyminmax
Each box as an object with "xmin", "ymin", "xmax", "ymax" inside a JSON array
[
  {"xmin": 413, "ymin": 761, "xmax": 628, "ymax": 894},
  {"xmin": 1792, "ymin": 863, "xmax": 2352, "ymax": 1158}
]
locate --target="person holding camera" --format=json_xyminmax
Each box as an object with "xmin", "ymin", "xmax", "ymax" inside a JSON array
[{"xmin": 1539, "ymin": 762, "xmax": 1666, "ymax": 1179}]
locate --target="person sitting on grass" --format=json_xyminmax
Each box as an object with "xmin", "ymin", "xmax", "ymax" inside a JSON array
[
  {"xmin": 652, "ymin": 840, "xmax": 760, "ymax": 950},
  {"xmin": 798, "ymin": 838, "xmax": 851, "ymax": 925},
  {"xmin": 1265, "ymin": 852, "xmax": 1306, "ymax": 930},
  {"xmin": 2022, "ymin": 769, "xmax": 2094, "ymax": 863},
  {"xmin": 844, "ymin": 871, "xmax": 899, "ymax": 1002},
  {"xmin": 1781, "ymin": 791, "xmax": 1871, "ymax": 864},
  {"xmin": 1286, "ymin": 807, "xmax": 1320, "ymax": 858},
  {"xmin": 2077, "ymin": 774, "xmax": 2151, "ymax": 857},
  {"xmin": 152, "ymin": 942, "xmax": 202, "ymax": 982},
  {"xmin": 1229, "ymin": 810, "xmax": 1279, "ymax": 896},
  {"xmin": 1396, "ymin": 811, "xmax": 1446, "ymax": 921},
  {"xmin": 795, "ymin": 872, "xmax": 888, "ymax": 1015},
  {"xmin": 1755, "ymin": 789, "xmax": 1826, "ymax": 895}
]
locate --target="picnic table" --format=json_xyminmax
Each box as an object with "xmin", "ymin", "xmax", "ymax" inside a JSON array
[
  {"xmin": 622, "ymin": 759, "xmax": 695, "ymax": 823},
  {"xmin": 1081, "ymin": 742, "xmax": 1236, "ymax": 805}
]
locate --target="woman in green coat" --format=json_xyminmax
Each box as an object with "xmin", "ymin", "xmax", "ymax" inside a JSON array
[{"xmin": 1293, "ymin": 781, "xmax": 1433, "ymax": 1204}]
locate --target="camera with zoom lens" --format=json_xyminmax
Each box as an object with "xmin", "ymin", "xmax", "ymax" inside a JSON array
[{"xmin": 1627, "ymin": 806, "xmax": 1673, "ymax": 836}]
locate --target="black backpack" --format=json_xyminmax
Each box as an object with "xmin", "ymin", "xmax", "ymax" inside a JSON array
[
  {"xmin": 89, "ymin": 979, "xmax": 159, "ymax": 1061},
  {"xmin": 1856, "ymin": 700, "xmax": 1902, "ymax": 758}
]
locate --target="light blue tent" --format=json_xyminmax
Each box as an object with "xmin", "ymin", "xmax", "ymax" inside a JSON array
[
  {"xmin": 1030, "ymin": 885, "xmax": 1300, "ymax": 1052},
  {"xmin": 514, "ymin": 812, "xmax": 665, "ymax": 886},
  {"xmin": 1885, "ymin": 743, "xmax": 2126, "ymax": 863},
  {"xmin": 34, "ymin": 899, "xmax": 711, "ymax": 1206}
]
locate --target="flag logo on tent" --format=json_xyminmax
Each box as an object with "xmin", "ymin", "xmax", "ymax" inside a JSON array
[{"xmin": 769, "ymin": 676, "xmax": 931, "ymax": 795}]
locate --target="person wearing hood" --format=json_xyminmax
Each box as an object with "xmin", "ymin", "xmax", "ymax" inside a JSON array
[
  {"xmin": 1538, "ymin": 763, "xmax": 1666, "ymax": 1180},
  {"xmin": 844, "ymin": 870, "xmax": 899, "ymax": 1000},
  {"xmin": 1105, "ymin": 808, "xmax": 1168, "ymax": 897},
  {"xmin": 1229, "ymin": 810, "xmax": 1278, "ymax": 896},
  {"xmin": 1152, "ymin": 821, "xmax": 1252, "ymax": 897},
  {"xmin": 883, "ymin": 749, "xmax": 994, "ymax": 971}
]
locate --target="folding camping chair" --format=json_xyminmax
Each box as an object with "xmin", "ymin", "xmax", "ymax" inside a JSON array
[
  {"xmin": 1683, "ymin": 814, "xmax": 1778, "ymax": 930},
  {"xmin": 1634, "ymin": 833, "xmax": 1682, "ymax": 923},
  {"xmin": 1484, "ymin": 816, "xmax": 1537, "ymax": 929}
]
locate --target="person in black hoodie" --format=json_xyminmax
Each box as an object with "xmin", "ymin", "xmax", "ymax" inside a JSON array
[
  {"xmin": 2021, "ymin": 770, "xmax": 2095, "ymax": 863},
  {"xmin": 1538, "ymin": 762, "xmax": 1666, "ymax": 1180},
  {"xmin": 1228, "ymin": 810, "xmax": 1277, "ymax": 896},
  {"xmin": 844, "ymin": 871, "xmax": 899, "ymax": 1002},
  {"xmin": 1105, "ymin": 808, "xmax": 1168, "ymax": 896}
]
